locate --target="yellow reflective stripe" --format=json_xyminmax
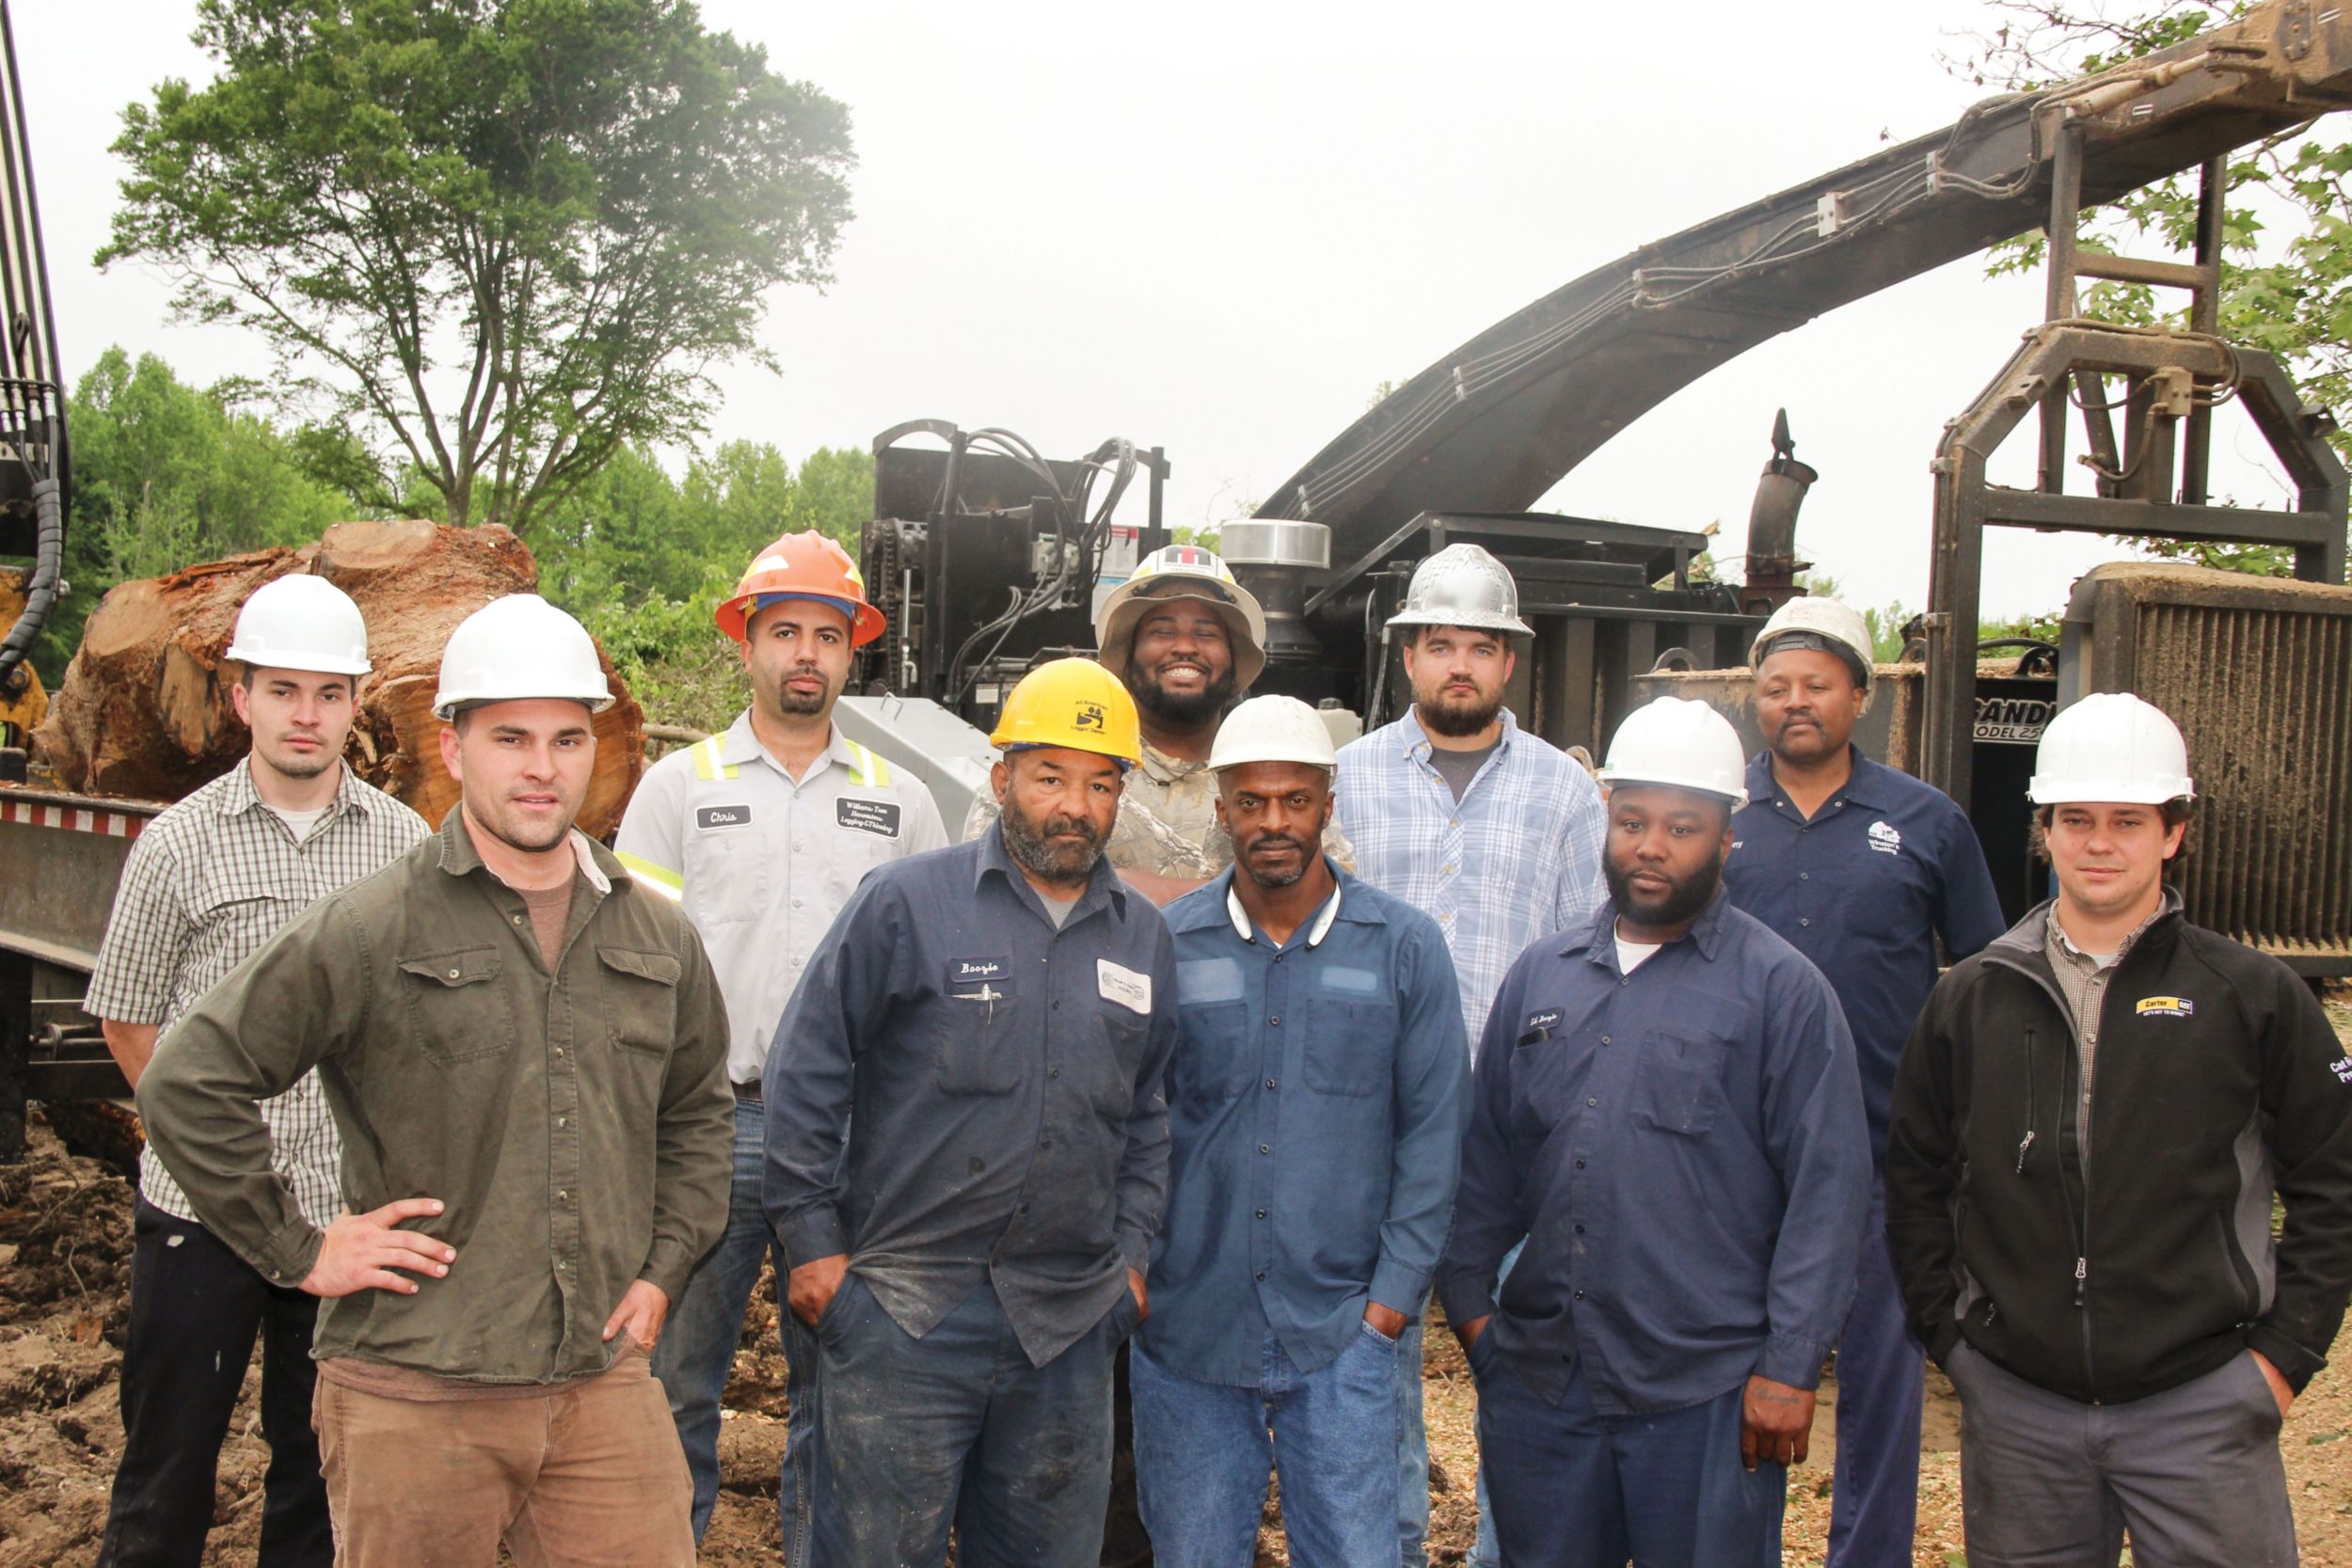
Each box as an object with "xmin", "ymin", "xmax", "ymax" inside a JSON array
[
  {"xmin": 691, "ymin": 736, "xmax": 739, "ymax": 782},
  {"xmin": 844, "ymin": 739, "xmax": 891, "ymax": 788},
  {"xmin": 613, "ymin": 850, "xmax": 685, "ymax": 902}
]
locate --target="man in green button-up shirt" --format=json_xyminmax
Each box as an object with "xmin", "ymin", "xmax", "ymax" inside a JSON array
[{"xmin": 139, "ymin": 594, "xmax": 732, "ymax": 1568}]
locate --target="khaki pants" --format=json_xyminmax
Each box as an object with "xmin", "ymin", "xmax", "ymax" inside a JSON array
[{"xmin": 311, "ymin": 1349, "xmax": 694, "ymax": 1568}]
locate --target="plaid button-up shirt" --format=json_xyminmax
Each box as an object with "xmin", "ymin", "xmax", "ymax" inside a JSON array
[
  {"xmin": 85, "ymin": 759, "xmax": 429, "ymax": 1229},
  {"xmin": 1334, "ymin": 707, "xmax": 1607, "ymax": 1049}
]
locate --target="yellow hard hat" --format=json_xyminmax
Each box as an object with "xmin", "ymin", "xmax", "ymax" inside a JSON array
[{"xmin": 991, "ymin": 657, "xmax": 1141, "ymax": 768}]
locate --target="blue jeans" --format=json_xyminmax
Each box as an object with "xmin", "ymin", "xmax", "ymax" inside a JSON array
[
  {"xmin": 807, "ymin": 1276, "xmax": 1132, "ymax": 1568},
  {"xmin": 1132, "ymin": 1323, "xmax": 1402, "ymax": 1568},
  {"xmin": 647, "ymin": 1101, "xmax": 818, "ymax": 1556},
  {"xmin": 1470, "ymin": 1334, "xmax": 1784, "ymax": 1568},
  {"xmin": 1825, "ymin": 1184, "xmax": 1923, "ymax": 1568},
  {"xmin": 1458, "ymin": 1237, "xmax": 1523, "ymax": 1568},
  {"xmin": 1395, "ymin": 1313, "xmax": 1431, "ymax": 1566}
]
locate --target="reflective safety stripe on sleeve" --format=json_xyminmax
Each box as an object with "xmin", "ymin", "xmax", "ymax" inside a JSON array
[
  {"xmin": 614, "ymin": 850, "xmax": 686, "ymax": 902},
  {"xmin": 843, "ymin": 739, "xmax": 892, "ymax": 788},
  {"xmin": 690, "ymin": 736, "xmax": 739, "ymax": 782}
]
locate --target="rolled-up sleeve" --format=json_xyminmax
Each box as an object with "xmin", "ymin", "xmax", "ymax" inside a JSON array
[{"xmin": 1753, "ymin": 964, "xmax": 1871, "ymax": 1388}]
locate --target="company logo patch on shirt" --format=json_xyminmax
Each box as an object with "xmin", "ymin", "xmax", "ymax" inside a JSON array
[
  {"xmin": 1319, "ymin": 966, "xmax": 1380, "ymax": 996},
  {"xmin": 835, "ymin": 798, "xmax": 902, "ymax": 838},
  {"xmin": 1097, "ymin": 959, "xmax": 1152, "ymax": 1015},
  {"xmin": 695, "ymin": 803, "xmax": 753, "ymax": 832},
  {"xmin": 2330, "ymin": 1054, "xmax": 2352, "ymax": 1085},
  {"xmin": 1523, "ymin": 1007, "xmax": 1563, "ymax": 1035},
  {"xmin": 1867, "ymin": 820, "xmax": 1902, "ymax": 855},
  {"xmin": 2135, "ymin": 995, "xmax": 2196, "ymax": 1018},
  {"xmin": 949, "ymin": 956, "xmax": 1009, "ymax": 987}
]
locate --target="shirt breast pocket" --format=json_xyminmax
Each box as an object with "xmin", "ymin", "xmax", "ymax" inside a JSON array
[
  {"xmin": 680, "ymin": 812, "xmax": 773, "ymax": 927},
  {"xmin": 1303, "ymin": 997, "xmax": 1395, "ymax": 1098},
  {"xmin": 396, "ymin": 946, "xmax": 514, "ymax": 1065},
  {"xmin": 1084, "ymin": 1013, "xmax": 1150, "ymax": 1122},
  {"xmin": 598, "ymin": 945, "xmax": 682, "ymax": 1058},
  {"xmin": 935, "ymin": 988, "xmax": 1023, "ymax": 1096},
  {"xmin": 1633, "ymin": 1029, "xmax": 1732, "ymax": 1137},
  {"xmin": 191, "ymin": 886, "xmax": 294, "ymax": 969},
  {"xmin": 1171, "ymin": 1000, "xmax": 1253, "ymax": 1107}
]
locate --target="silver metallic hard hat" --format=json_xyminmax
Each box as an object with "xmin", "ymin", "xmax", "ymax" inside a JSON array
[{"xmin": 1383, "ymin": 543, "xmax": 1533, "ymax": 637}]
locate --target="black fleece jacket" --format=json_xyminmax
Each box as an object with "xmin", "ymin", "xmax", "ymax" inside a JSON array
[{"xmin": 1887, "ymin": 897, "xmax": 2352, "ymax": 1404}]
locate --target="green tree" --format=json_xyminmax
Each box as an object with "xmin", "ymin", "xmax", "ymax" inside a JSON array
[
  {"xmin": 101, "ymin": 0, "xmax": 855, "ymax": 539},
  {"xmin": 39, "ymin": 347, "xmax": 352, "ymax": 682},
  {"xmin": 1965, "ymin": 1, "xmax": 2350, "ymax": 575}
]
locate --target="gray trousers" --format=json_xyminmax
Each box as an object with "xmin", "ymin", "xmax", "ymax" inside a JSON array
[{"xmin": 1947, "ymin": 1341, "xmax": 2296, "ymax": 1567}]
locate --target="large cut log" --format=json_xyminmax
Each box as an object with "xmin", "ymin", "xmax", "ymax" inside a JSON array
[{"xmin": 33, "ymin": 520, "xmax": 645, "ymax": 838}]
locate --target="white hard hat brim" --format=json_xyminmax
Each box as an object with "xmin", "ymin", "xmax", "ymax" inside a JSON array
[
  {"xmin": 1383, "ymin": 606, "xmax": 1535, "ymax": 638},
  {"xmin": 1596, "ymin": 771, "xmax": 1751, "ymax": 811},
  {"xmin": 2026, "ymin": 778, "xmax": 2195, "ymax": 806},
  {"xmin": 225, "ymin": 644, "xmax": 373, "ymax": 676}
]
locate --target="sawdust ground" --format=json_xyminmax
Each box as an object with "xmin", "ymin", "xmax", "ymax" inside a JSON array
[{"xmin": 3, "ymin": 999, "xmax": 2348, "ymax": 1564}]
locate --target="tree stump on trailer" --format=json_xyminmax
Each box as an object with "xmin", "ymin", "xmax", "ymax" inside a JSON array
[{"xmin": 32, "ymin": 520, "xmax": 645, "ymax": 837}]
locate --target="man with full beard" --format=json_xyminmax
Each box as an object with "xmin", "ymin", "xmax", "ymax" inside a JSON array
[
  {"xmin": 963, "ymin": 545, "xmax": 1351, "ymax": 907},
  {"xmin": 1333, "ymin": 542, "xmax": 1607, "ymax": 1566},
  {"xmin": 614, "ymin": 531, "xmax": 946, "ymax": 1551},
  {"xmin": 1437, "ymin": 697, "xmax": 1868, "ymax": 1568},
  {"xmin": 765, "ymin": 658, "xmax": 1180, "ymax": 1568}
]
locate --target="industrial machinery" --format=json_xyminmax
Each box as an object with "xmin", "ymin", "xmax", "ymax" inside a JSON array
[{"xmin": 0, "ymin": 0, "xmax": 64, "ymax": 765}]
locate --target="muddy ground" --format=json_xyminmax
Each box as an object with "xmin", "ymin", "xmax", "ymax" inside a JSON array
[{"xmin": 5, "ymin": 1000, "xmax": 2349, "ymax": 1564}]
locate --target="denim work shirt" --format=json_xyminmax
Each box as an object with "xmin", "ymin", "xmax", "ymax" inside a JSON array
[
  {"xmin": 1140, "ymin": 866, "xmax": 1470, "ymax": 1386},
  {"xmin": 1435, "ymin": 893, "xmax": 1871, "ymax": 1413},
  {"xmin": 1724, "ymin": 749, "xmax": 2007, "ymax": 1160},
  {"xmin": 1335, "ymin": 707, "xmax": 1607, "ymax": 1050},
  {"xmin": 137, "ymin": 811, "xmax": 734, "ymax": 1385},
  {"xmin": 763, "ymin": 828, "xmax": 1180, "ymax": 1367}
]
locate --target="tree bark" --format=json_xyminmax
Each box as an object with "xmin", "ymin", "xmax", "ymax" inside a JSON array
[{"xmin": 33, "ymin": 520, "xmax": 644, "ymax": 837}]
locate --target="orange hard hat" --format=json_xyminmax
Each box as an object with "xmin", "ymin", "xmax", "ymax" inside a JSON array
[{"xmin": 715, "ymin": 531, "xmax": 886, "ymax": 647}]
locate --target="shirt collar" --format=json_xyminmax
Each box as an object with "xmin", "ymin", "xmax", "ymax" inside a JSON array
[
  {"xmin": 2048, "ymin": 885, "xmax": 2181, "ymax": 966},
  {"xmin": 1574, "ymin": 886, "xmax": 1732, "ymax": 967},
  {"xmin": 1746, "ymin": 745, "xmax": 1888, "ymax": 815},
  {"xmin": 215, "ymin": 755, "xmax": 379, "ymax": 821},
  {"xmin": 723, "ymin": 709, "xmax": 859, "ymax": 780},
  {"xmin": 432, "ymin": 805, "xmax": 613, "ymax": 894},
  {"xmin": 1226, "ymin": 876, "xmax": 1344, "ymax": 949}
]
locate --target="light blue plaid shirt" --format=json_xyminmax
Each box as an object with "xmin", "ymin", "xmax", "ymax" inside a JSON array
[{"xmin": 1334, "ymin": 706, "xmax": 1608, "ymax": 1050}]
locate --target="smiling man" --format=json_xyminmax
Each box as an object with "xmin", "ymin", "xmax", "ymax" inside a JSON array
[
  {"xmin": 86, "ymin": 575, "xmax": 428, "ymax": 1568},
  {"xmin": 1888, "ymin": 693, "xmax": 2352, "ymax": 1568},
  {"xmin": 1437, "ymin": 696, "xmax": 1868, "ymax": 1568},
  {"xmin": 137, "ymin": 594, "xmax": 733, "ymax": 1568},
  {"xmin": 765, "ymin": 658, "xmax": 1179, "ymax": 1568},
  {"xmin": 615, "ymin": 531, "xmax": 944, "ymax": 1551},
  {"xmin": 1132, "ymin": 697, "xmax": 1467, "ymax": 1567}
]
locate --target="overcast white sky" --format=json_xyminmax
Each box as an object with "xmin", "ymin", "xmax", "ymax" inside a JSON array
[{"xmin": 14, "ymin": 1, "xmax": 2317, "ymax": 619}]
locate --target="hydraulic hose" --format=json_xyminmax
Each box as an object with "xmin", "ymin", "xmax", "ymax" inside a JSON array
[{"xmin": 0, "ymin": 475, "xmax": 62, "ymax": 685}]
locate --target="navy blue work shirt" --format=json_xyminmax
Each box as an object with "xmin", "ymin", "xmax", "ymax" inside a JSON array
[
  {"xmin": 1141, "ymin": 864, "xmax": 1470, "ymax": 1386},
  {"xmin": 762, "ymin": 827, "xmax": 1179, "ymax": 1368},
  {"xmin": 1434, "ymin": 892, "xmax": 1871, "ymax": 1414},
  {"xmin": 1723, "ymin": 748, "xmax": 2005, "ymax": 1157}
]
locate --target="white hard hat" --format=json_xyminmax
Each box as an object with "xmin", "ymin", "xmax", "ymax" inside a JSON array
[
  {"xmin": 1384, "ymin": 544, "xmax": 1533, "ymax": 638},
  {"xmin": 2028, "ymin": 692, "xmax": 2194, "ymax": 806},
  {"xmin": 226, "ymin": 574, "xmax": 373, "ymax": 676},
  {"xmin": 1597, "ymin": 696, "xmax": 1750, "ymax": 808},
  {"xmin": 433, "ymin": 594, "xmax": 614, "ymax": 721},
  {"xmin": 1751, "ymin": 596, "xmax": 1873, "ymax": 689},
  {"xmin": 1096, "ymin": 544, "xmax": 1269, "ymax": 691},
  {"xmin": 1208, "ymin": 694, "xmax": 1338, "ymax": 772}
]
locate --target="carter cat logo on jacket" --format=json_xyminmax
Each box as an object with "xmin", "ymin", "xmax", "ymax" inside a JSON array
[{"xmin": 2135, "ymin": 996, "xmax": 2196, "ymax": 1018}]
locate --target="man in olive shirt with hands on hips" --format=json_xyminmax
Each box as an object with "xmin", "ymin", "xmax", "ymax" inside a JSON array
[
  {"xmin": 765, "ymin": 658, "xmax": 1180, "ymax": 1568},
  {"xmin": 138, "ymin": 594, "xmax": 733, "ymax": 1568}
]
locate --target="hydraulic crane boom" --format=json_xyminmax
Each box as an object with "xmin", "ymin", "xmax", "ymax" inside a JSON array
[{"xmin": 1257, "ymin": 0, "xmax": 2352, "ymax": 550}]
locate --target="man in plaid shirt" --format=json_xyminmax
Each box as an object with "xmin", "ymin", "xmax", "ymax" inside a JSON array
[
  {"xmin": 85, "ymin": 575, "xmax": 427, "ymax": 1568},
  {"xmin": 1334, "ymin": 544, "xmax": 1607, "ymax": 1568}
]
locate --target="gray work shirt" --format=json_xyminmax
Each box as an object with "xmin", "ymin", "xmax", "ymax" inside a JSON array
[{"xmin": 762, "ymin": 828, "xmax": 1180, "ymax": 1367}]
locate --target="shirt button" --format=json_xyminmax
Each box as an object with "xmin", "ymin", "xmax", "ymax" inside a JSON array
[
  {"xmin": 1573, "ymin": 1224, "xmax": 1585, "ymax": 1234},
  {"xmin": 1800, "ymin": 872, "xmax": 1810, "ymax": 881},
  {"xmin": 1586, "ymin": 1097, "xmax": 1597, "ymax": 1107},
  {"xmin": 1599, "ymin": 1035, "xmax": 1611, "ymax": 1045},
  {"xmin": 558, "ymin": 1117, "xmax": 567, "ymax": 1128},
  {"xmin": 557, "ymin": 1190, "xmax": 568, "ymax": 1202},
  {"xmin": 792, "ymin": 843, "xmax": 805, "ymax": 854},
  {"xmin": 447, "ymin": 968, "xmax": 460, "ymax": 979},
  {"xmin": 1256, "ymin": 1271, "xmax": 1267, "ymax": 1281},
  {"xmin": 1801, "ymin": 918, "xmax": 1812, "ymax": 927},
  {"xmin": 1053, "ymin": 1001, "xmax": 1061, "ymax": 1010},
  {"xmin": 1256, "ymin": 1209, "xmax": 1267, "ymax": 1219},
  {"xmin": 1019, "ymin": 1203, "xmax": 1031, "ymax": 1214},
  {"xmin": 792, "ymin": 897, "xmax": 804, "ymax": 909},
  {"xmin": 1265, "ymin": 1078, "xmax": 1277, "ymax": 1089},
  {"xmin": 1050, "ymin": 1068, "xmax": 1061, "ymax": 1078},
  {"xmin": 1268, "ymin": 1016, "xmax": 1279, "ymax": 1026},
  {"xmin": 511, "ymin": 914, "xmax": 522, "ymax": 926},
  {"xmin": 1574, "ymin": 1159, "xmax": 1586, "ymax": 1170},
  {"xmin": 1573, "ymin": 1290, "xmax": 1584, "ymax": 1301},
  {"xmin": 553, "ymin": 1048, "xmax": 564, "ymax": 1059},
  {"xmin": 1259, "ymin": 1143, "xmax": 1271, "ymax": 1155}
]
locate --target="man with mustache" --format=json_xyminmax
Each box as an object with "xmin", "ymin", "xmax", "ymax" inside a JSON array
[
  {"xmin": 1334, "ymin": 542, "xmax": 1608, "ymax": 1566},
  {"xmin": 1889, "ymin": 695, "xmax": 2352, "ymax": 1568},
  {"xmin": 765, "ymin": 658, "xmax": 1180, "ymax": 1568},
  {"xmin": 963, "ymin": 544, "xmax": 1352, "ymax": 908},
  {"xmin": 138, "ymin": 594, "xmax": 735, "ymax": 1565},
  {"xmin": 85, "ymin": 574, "xmax": 429, "ymax": 1568},
  {"xmin": 1721, "ymin": 596, "xmax": 2004, "ymax": 1568},
  {"xmin": 1437, "ymin": 697, "xmax": 1869, "ymax": 1568},
  {"xmin": 614, "ymin": 531, "xmax": 946, "ymax": 1550},
  {"xmin": 1131, "ymin": 696, "xmax": 1468, "ymax": 1566}
]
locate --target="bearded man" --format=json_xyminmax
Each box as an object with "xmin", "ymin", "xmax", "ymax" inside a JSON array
[
  {"xmin": 763, "ymin": 658, "xmax": 1181, "ymax": 1568},
  {"xmin": 1436, "ymin": 697, "xmax": 1869, "ymax": 1568}
]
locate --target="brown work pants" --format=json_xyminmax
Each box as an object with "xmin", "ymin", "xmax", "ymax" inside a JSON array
[{"xmin": 310, "ymin": 1348, "xmax": 694, "ymax": 1567}]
